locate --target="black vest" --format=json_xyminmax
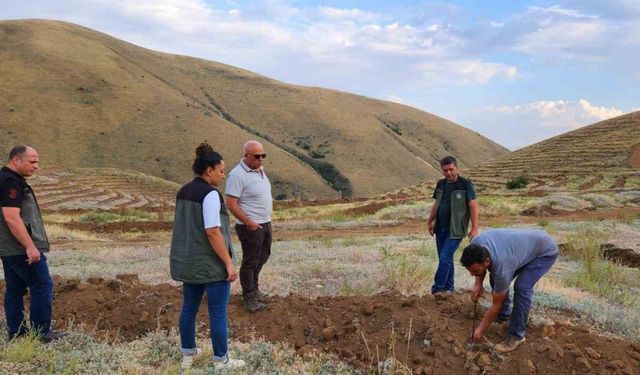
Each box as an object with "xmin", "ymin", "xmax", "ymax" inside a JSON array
[{"xmin": 0, "ymin": 169, "xmax": 49, "ymax": 256}]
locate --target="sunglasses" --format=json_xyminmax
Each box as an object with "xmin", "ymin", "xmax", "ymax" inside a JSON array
[{"xmin": 250, "ymin": 153, "xmax": 267, "ymax": 159}]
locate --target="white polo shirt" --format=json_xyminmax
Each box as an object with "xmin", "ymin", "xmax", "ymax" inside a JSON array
[{"xmin": 225, "ymin": 160, "xmax": 273, "ymax": 224}]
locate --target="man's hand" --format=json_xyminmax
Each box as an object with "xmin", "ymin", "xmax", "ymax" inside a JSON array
[
  {"xmin": 247, "ymin": 221, "xmax": 263, "ymax": 231},
  {"xmin": 225, "ymin": 263, "xmax": 238, "ymax": 282},
  {"xmin": 427, "ymin": 221, "xmax": 434, "ymax": 236},
  {"xmin": 468, "ymin": 227, "xmax": 479, "ymax": 240},
  {"xmin": 26, "ymin": 246, "xmax": 41, "ymax": 265},
  {"xmin": 469, "ymin": 327, "xmax": 484, "ymax": 344},
  {"xmin": 471, "ymin": 284, "xmax": 483, "ymax": 302}
]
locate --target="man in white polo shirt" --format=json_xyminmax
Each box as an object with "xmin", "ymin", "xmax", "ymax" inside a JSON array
[{"xmin": 225, "ymin": 140, "xmax": 273, "ymax": 312}]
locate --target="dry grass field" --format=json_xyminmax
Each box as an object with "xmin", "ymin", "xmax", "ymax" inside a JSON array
[
  {"xmin": 0, "ymin": 168, "xmax": 639, "ymax": 374},
  {"xmin": 0, "ymin": 19, "xmax": 507, "ymax": 199}
]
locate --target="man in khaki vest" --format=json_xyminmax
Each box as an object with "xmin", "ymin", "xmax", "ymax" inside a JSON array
[
  {"xmin": 427, "ymin": 155, "xmax": 479, "ymax": 295},
  {"xmin": 0, "ymin": 145, "xmax": 65, "ymax": 342}
]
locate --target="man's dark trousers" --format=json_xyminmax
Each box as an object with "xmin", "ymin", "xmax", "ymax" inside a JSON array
[
  {"xmin": 1, "ymin": 253, "xmax": 53, "ymax": 338},
  {"xmin": 235, "ymin": 222, "xmax": 271, "ymax": 296}
]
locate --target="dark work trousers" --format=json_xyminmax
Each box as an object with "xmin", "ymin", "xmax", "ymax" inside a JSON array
[
  {"xmin": 1, "ymin": 254, "xmax": 53, "ymax": 338},
  {"xmin": 235, "ymin": 222, "xmax": 272, "ymax": 296},
  {"xmin": 490, "ymin": 250, "xmax": 559, "ymax": 339}
]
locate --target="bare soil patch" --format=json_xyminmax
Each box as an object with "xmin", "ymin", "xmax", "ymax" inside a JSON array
[
  {"xmin": 62, "ymin": 221, "xmax": 172, "ymax": 233},
  {"xmin": 22, "ymin": 277, "xmax": 640, "ymax": 374},
  {"xmin": 627, "ymin": 143, "xmax": 640, "ymax": 168},
  {"xmin": 342, "ymin": 201, "xmax": 395, "ymax": 216},
  {"xmin": 612, "ymin": 175, "xmax": 627, "ymax": 189},
  {"xmin": 521, "ymin": 205, "xmax": 567, "ymax": 216},
  {"xmin": 578, "ymin": 175, "xmax": 604, "ymax": 191}
]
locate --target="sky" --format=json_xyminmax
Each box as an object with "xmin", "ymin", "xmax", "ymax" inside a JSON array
[{"xmin": 2, "ymin": 0, "xmax": 639, "ymax": 150}]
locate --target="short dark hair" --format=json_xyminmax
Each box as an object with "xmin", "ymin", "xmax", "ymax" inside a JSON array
[
  {"xmin": 8, "ymin": 145, "xmax": 28, "ymax": 161},
  {"xmin": 440, "ymin": 155, "xmax": 457, "ymax": 167},
  {"xmin": 460, "ymin": 244, "xmax": 491, "ymax": 268},
  {"xmin": 192, "ymin": 142, "xmax": 223, "ymax": 175}
]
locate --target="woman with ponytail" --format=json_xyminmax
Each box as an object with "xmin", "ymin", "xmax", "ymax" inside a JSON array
[{"xmin": 170, "ymin": 143, "xmax": 245, "ymax": 370}]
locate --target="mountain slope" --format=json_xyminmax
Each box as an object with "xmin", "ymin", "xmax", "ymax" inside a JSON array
[
  {"xmin": 0, "ymin": 20, "xmax": 507, "ymax": 198},
  {"xmin": 470, "ymin": 111, "xmax": 640, "ymax": 188}
]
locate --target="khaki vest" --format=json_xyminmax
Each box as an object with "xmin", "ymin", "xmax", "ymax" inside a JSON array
[{"xmin": 170, "ymin": 178, "xmax": 236, "ymax": 284}]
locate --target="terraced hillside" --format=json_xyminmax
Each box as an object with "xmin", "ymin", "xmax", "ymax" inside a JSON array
[
  {"xmin": 30, "ymin": 168, "xmax": 178, "ymax": 211},
  {"xmin": 468, "ymin": 111, "xmax": 640, "ymax": 192},
  {"xmin": 0, "ymin": 20, "xmax": 507, "ymax": 199}
]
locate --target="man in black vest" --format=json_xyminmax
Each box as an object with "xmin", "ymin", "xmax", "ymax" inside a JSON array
[{"xmin": 0, "ymin": 145, "xmax": 65, "ymax": 342}]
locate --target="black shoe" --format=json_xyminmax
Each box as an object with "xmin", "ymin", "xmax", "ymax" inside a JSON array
[
  {"xmin": 243, "ymin": 294, "xmax": 266, "ymax": 313},
  {"xmin": 255, "ymin": 290, "xmax": 270, "ymax": 302},
  {"xmin": 41, "ymin": 331, "xmax": 68, "ymax": 344}
]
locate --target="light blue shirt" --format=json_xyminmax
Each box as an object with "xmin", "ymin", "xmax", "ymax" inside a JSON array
[{"xmin": 471, "ymin": 229, "xmax": 558, "ymax": 293}]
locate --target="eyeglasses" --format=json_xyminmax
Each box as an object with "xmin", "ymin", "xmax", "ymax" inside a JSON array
[{"xmin": 250, "ymin": 154, "xmax": 267, "ymax": 159}]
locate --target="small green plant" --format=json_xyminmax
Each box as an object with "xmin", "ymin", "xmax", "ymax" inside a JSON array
[
  {"xmin": 1, "ymin": 332, "xmax": 41, "ymax": 363},
  {"xmin": 505, "ymin": 175, "xmax": 529, "ymax": 189}
]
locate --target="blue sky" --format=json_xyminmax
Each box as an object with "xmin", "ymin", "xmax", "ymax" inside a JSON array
[{"xmin": 2, "ymin": 0, "xmax": 639, "ymax": 149}]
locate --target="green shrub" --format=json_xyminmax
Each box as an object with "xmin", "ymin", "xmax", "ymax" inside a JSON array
[{"xmin": 505, "ymin": 175, "xmax": 529, "ymax": 189}]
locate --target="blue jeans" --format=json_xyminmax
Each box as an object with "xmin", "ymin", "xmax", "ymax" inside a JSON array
[
  {"xmin": 432, "ymin": 229, "xmax": 463, "ymax": 293},
  {"xmin": 492, "ymin": 251, "xmax": 559, "ymax": 339},
  {"xmin": 1, "ymin": 254, "xmax": 53, "ymax": 338},
  {"xmin": 179, "ymin": 281, "xmax": 230, "ymax": 359}
]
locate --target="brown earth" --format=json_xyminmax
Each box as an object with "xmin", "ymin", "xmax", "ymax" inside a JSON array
[
  {"xmin": 31, "ymin": 276, "xmax": 640, "ymax": 374},
  {"xmin": 601, "ymin": 244, "xmax": 640, "ymax": 268},
  {"xmin": 62, "ymin": 221, "xmax": 173, "ymax": 233},
  {"xmin": 612, "ymin": 175, "xmax": 627, "ymax": 189},
  {"xmin": 50, "ymin": 206, "xmax": 640, "ymax": 243},
  {"xmin": 578, "ymin": 175, "xmax": 604, "ymax": 191},
  {"xmin": 627, "ymin": 143, "xmax": 640, "ymax": 169},
  {"xmin": 342, "ymin": 201, "xmax": 396, "ymax": 216}
]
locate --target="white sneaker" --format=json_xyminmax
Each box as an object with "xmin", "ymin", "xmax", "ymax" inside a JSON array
[
  {"xmin": 181, "ymin": 348, "xmax": 202, "ymax": 369},
  {"xmin": 214, "ymin": 357, "xmax": 246, "ymax": 370}
]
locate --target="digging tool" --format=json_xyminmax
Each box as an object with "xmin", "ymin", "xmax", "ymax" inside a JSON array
[{"xmin": 469, "ymin": 299, "xmax": 479, "ymax": 349}]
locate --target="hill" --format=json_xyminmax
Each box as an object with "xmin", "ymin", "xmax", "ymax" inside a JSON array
[
  {"xmin": 0, "ymin": 19, "xmax": 507, "ymax": 198},
  {"xmin": 469, "ymin": 111, "xmax": 640, "ymax": 191}
]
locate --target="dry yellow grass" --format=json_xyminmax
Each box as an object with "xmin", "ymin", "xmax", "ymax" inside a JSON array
[{"xmin": 0, "ymin": 19, "xmax": 506, "ymax": 199}]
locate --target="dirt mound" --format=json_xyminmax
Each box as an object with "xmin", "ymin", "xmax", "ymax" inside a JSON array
[
  {"xmin": 601, "ymin": 244, "xmax": 640, "ymax": 268},
  {"xmin": 11, "ymin": 277, "xmax": 634, "ymax": 374}
]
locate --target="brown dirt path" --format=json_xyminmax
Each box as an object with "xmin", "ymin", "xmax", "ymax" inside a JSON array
[{"xmin": 20, "ymin": 277, "xmax": 640, "ymax": 374}]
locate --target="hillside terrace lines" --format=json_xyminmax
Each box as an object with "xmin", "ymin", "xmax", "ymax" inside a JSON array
[
  {"xmin": 30, "ymin": 168, "xmax": 177, "ymax": 211},
  {"xmin": 472, "ymin": 112, "xmax": 640, "ymax": 180}
]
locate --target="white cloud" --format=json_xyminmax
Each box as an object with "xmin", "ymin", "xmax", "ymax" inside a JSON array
[
  {"xmin": 468, "ymin": 99, "xmax": 624, "ymax": 149},
  {"xmin": 317, "ymin": 6, "xmax": 380, "ymax": 22},
  {"xmin": 415, "ymin": 60, "xmax": 518, "ymax": 85},
  {"xmin": 385, "ymin": 95, "xmax": 405, "ymax": 104}
]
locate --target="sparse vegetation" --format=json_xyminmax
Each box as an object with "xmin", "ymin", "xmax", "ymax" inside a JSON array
[
  {"xmin": 560, "ymin": 227, "xmax": 640, "ymax": 309},
  {"xmin": 380, "ymin": 246, "xmax": 433, "ymax": 295},
  {"xmin": 78, "ymin": 209, "xmax": 153, "ymax": 223},
  {"xmin": 505, "ymin": 175, "xmax": 529, "ymax": 189}
]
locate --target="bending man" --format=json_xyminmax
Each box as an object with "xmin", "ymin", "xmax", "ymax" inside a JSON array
[{"xmin": 460, "ymin": 228, "xmax": 558, "ymax": 352}]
